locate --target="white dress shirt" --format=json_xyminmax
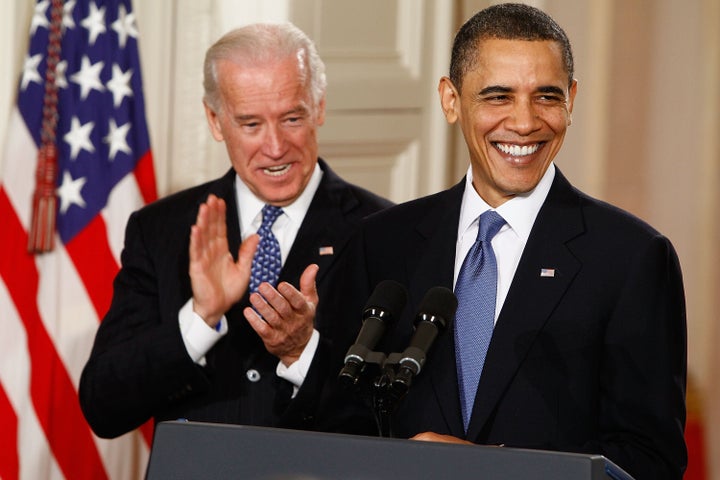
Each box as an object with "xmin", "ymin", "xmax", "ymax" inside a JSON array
[
  {"xmin": 179, "ymin": 164, "xmax": 324, "ymax": 395},
  {"xmin": 454, "ymin": 163, "xmax": 555, "ymax": 323}
]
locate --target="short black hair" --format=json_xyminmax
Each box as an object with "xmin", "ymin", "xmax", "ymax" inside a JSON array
[{"xmin": 449, "ymin": 3, "xmax": 574, "ymax": 92}]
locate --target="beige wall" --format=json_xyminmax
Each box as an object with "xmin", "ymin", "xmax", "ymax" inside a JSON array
[{"xmin": 1, "ymin": 0, "xmax": 719, "ymax": 477}]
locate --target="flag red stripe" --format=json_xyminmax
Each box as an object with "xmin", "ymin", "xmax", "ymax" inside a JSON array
[
  {"xmin": 685, "ymin": 415, "xmax": 708, "ymax": 480},
  {"xmin": 65, "ymin": 190, "xmax": 158, "ymax": 449},
  {"xmin": 0, "ymin": 382, "xmax": 19, "ymax": 480},
  {"xmin": 65, "ymin": 215, "xmax": 119, "ymax": 319},
  {"xmin": 64, "ymin": 200, "xmax": 157, "ymax": 451},
  {"xmin": 134, "ymin": 150, "xmax": 158, "ymax": 204},
  {"xmin": 139, "ymin": 419, "xmax": 155, "ymax": 447},
  {"xmin": 0, "ymin": 188, "xmax": 109, "ymax": 480}
]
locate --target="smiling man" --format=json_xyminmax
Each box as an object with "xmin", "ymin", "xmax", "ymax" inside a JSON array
[
  {"xmin": 335, "ymin": 4, "xmax": 687, "ymax": 479},
  {"xmin": 79, "ymin": 23, "xmax": 391, "ymax": 439}
]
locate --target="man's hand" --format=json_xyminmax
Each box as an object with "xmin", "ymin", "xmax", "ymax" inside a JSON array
[
  {"xmin": 189, "ymin": 194, "xmax": 259, "ymax": 327},
  {"xmin": 244, "ymin": 263, "xmax": 319, "ymax": 366},
  {"xmin": 410, "ymin": 432, "xmax": 474, "ymax": 445}
]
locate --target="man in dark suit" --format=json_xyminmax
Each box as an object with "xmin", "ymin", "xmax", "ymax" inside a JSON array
[
  {"xmin": 79, "ymin": 23, "xmax": 391, "ymax": 438},
  {"xmin": 337, "ymin": 4, "xmax": 686, "ymax": 479}
]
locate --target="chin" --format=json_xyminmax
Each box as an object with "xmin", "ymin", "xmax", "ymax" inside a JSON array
[
  {"xmin": 496, "ymin": 178, "xmax": 540, "ymax": 196},
  {"xmin": 265, "ymin": 190, "xmax": 302, "ymax": 206}
]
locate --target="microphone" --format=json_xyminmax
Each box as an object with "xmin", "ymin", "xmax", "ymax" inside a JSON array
[
  {"xmin": 392, "ymin": 286, "xmax": 457, "ymax": 394},
  {"xmin": 338, "ymin": 280, "xmax": 408, "ymax": 387}
]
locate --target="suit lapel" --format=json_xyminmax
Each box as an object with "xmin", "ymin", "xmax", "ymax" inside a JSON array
[
  {"xmin": 212, "ymin": 162, "xmax": 358, "ymax": 306},
  {"xmin": 204, "ymin": 169, "xmax": 245, "ymax": 308},
  {"xmin": 219, "ymin": 173, "xmax": 242, "ymax": 259},
  {"xmin": 466, "ymin": 171, "xmax": 585, "ymax": 439},
  {"xmin": 405, "ymin": 181, "xmax": 466, "ymax": 437},
  {"xmin": 280, "ymin": 161, "xmax": 359, "ymax": 287},
  {"xmin": 182, "ymin": 168, "xmax": 241, "ymax": 259}
]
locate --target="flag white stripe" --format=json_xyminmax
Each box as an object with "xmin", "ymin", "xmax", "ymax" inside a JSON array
[
  {"xmin": 0, "ymin": 279, "xmax": 63, "ymax": 480},
  {"xmin": 94, "ymin": 433, "xmax": 149, "ymax": 480},
  {"xmin": 102, "ymin": 172, "xmax": 145, "ymax": 262},
  {"xmin": 2, "ymin": 109, "xmax": 37, "ymax": 230},
  {"xmin": 2, "ymin": 109, "xmax": 151, "ymax": 479},
  {"xmin": 35, "ymin": 240, "xmax": 103, "ymax": 387},
  {"xmin": 2, "ymin": 0, "xmax": 158, "ymax": 474}
]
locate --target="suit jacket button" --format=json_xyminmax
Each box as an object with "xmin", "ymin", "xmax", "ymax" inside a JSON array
[{"xmin": 246, "ymin": 369, "xmax": 261, "ymax": 382}]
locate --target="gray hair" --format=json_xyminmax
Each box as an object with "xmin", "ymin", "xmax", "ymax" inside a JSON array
[{"xmin": 203, "ymin": 22, "xmax": 327, "ymax": 112}]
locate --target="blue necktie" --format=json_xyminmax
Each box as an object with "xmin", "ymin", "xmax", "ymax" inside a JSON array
[
  {"xmin": 454, "ymin": 210, "xmax": 505, "ymax": 431},
  {"xmin": 249, "ymin": 204, "xmax": 283, "ymax": 293}
]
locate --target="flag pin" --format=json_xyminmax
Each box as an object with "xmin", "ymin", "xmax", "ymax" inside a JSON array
[
  {"xmin": 319, "ymin": 246, "xmax": 334, "ymax": 256},
  {"xmin": 540, "ymin": 268, "xmax": 555, "ymax": 277}
]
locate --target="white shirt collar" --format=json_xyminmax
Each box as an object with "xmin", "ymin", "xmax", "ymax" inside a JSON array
[
  {"xmin": 235, "ymin": 162, "xmax": 323, "ymax": 238},
  {"xmin": 458, "ymin": 163, "xmax": 555, "ymax": 241}
]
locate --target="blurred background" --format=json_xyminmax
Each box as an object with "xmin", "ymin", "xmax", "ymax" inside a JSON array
[{"xmin": 1, "ymin": 0, "xmax": 717, "ymax": 478}]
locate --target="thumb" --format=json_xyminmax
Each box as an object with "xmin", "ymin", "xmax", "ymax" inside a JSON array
[
  {"xmin": 237, "ymin": 234, "xmax": 260, "ymax": 272},
  {"xmin": 299, "ymin": 263, "xmax": 319, "ymax": 303}
]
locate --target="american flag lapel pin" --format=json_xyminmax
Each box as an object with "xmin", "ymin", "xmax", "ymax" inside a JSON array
[
  {"xmin": 540, "ymin": 268, "xmax": 556, "ymax": 278},
  {"xmin": 319, "ymin": 246, "xmax": 334, "ymax": 256}
]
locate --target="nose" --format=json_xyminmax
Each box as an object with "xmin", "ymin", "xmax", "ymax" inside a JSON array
[
  {"xmin": 506, "ymin": 99, "xmax": 542, "ymax": 136},
  {"xmin": 262, "ymin": 125, "xmax": 287, "ymax": 159}
]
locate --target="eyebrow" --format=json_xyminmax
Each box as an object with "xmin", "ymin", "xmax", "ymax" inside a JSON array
[
  {"xmin": 537, "ymin": 85, "xmax": 566, "ymax": 96},
  {"xmin": 284, "ymin": 105, "xmax": 310, "ymax": 116},
  {"xmin": 478, "ymin": 85, "xmax": 512, "ymax": 96},
  {"xmin": 234, "ymin": 105, "xmax": 310, "ymax": 122},
  {"xmin": 478, "ymin": 85, "xmax": 566, "ymax": 96}
]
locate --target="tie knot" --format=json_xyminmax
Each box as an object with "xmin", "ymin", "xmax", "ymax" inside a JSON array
[
  {"xmin": 261, "ymin": 204, "xmax": 283, "ymax": 228},
  {"xmin": 477, "ymin": 210, "xmax": 505, "ymax": 243}
]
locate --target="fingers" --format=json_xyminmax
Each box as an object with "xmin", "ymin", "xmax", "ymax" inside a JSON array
[
  {"xmin": 243, "ymin": 267, "xmax": 318, "ymax": 364},
  {"xmin": 238, "ymin": 233, "xmax": 260, "ymax": 274},
  {"xmin": 409, "ymin": 432, "xmax": 473, "ymax": 444},
  {"xmin": 251, "ymin": 283, "xmax": 300, "ymax": 323},
  {"xmin": 244, "ymin": 305, "xmax": 270, "ymax": 336},
  {"xmin": 190, "ymin": 194, "xmax": 227, "ymax": 262},
  {"xmin": 250, "ymin": 264, "xmax": 319, "ymax": 319},
  {"xmin": 208, "ymin": 195, "xmax": 227, "ymax": 241},
  {"xmin": 196, "ymin": 195, "xmax": 225, "ymax": 233},
  {"xmin": 189, "ymin": 195, "xmax": 249, "ymax": 324}
]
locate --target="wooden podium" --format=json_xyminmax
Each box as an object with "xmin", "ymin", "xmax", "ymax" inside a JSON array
[{"xmin": 146, "ymin": 420, "xmax": 635, "ymax": 479}]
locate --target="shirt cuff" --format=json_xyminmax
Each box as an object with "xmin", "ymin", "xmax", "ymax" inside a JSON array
[
  {"xmin": 178, "ymin": 299, "xmax": 227, "ymax": 365},
  {"xmin": 276, "ymin": 329, "xmax": 320, "ymax": 398}
]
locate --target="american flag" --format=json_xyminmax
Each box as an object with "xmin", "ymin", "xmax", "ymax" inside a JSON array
[{"xmin": 0, "ymin": 0, "xmax": 156, "ymax": 478}]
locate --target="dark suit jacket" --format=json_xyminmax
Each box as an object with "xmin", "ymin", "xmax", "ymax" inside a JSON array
[
  {"xmin": 79, "ymin": 159, "xmax": 392, "ymax": 438},
  {"xmin": 338, "ymin": 169, "xmax": 686, "ymax": 480}
]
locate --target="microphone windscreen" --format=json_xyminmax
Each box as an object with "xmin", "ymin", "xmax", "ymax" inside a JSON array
[
  {"xmin": 363, "ymin": 279, "xmax": 408, "ymax": 319},
  {"xmin": 416, "ymin": 286, "xmax": 458, "ymax": 329}
]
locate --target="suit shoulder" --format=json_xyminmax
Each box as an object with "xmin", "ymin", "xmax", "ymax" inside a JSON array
[
  {"xmin": 569, "ymin": 189, "xmax": 680, "ymax": 253},
  {"xmin": 364, "ymin": 188, "xmax": 453, "ymax": 226},
  {"xmin": 133, "ymin": 174, "xmax": 230, "ymax": 221},
  {"xmin": 344, "ymin": 182, "xmax": 394, "ymax": 213},
  {"xmin": 317, "ymin": 161, "xmax": 393, "ymax": 216},
  {"xmin": 577, "ymin": 191, "xmax": 660, "ymax": 236}
]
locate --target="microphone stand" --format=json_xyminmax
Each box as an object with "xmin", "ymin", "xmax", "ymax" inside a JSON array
[
  {"xmin": 340, "ymin": 286, "xmax": 456, "ymax": 438},
  {"xmin": 371, "ymin": 365, "xmax": 395, "ymax": 437},
  {"xmin": 340, "ymin": 350, "xmax": 413, "ymax": 438},
  {"xmin": 345, "ymin": 351, "xmax": 417, "ymax": 438}
]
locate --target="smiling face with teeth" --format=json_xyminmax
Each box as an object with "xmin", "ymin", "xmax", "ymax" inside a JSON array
[
  {"xmin": 439, "ymin": 38, "xmax": 577, "ymax": 208},
  {"xmin": 204, "ymin": 54, "xmax": 325, "ymax": 206}
]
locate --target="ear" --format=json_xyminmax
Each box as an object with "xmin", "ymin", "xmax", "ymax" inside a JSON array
[
  {"xmin": 204, "ymin": 101, "xmax": 225, "ymax": 142},
  {"xmin": 438, "ymin": 76, "xmax": 460, "ymax": 124},
  {"xmin": 567, "ymin": 79, "xmax": 578, "ymax": 125},
  {"xmin": 315, "ymin": 95, "xmax": 326, "ymax": 127}
]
